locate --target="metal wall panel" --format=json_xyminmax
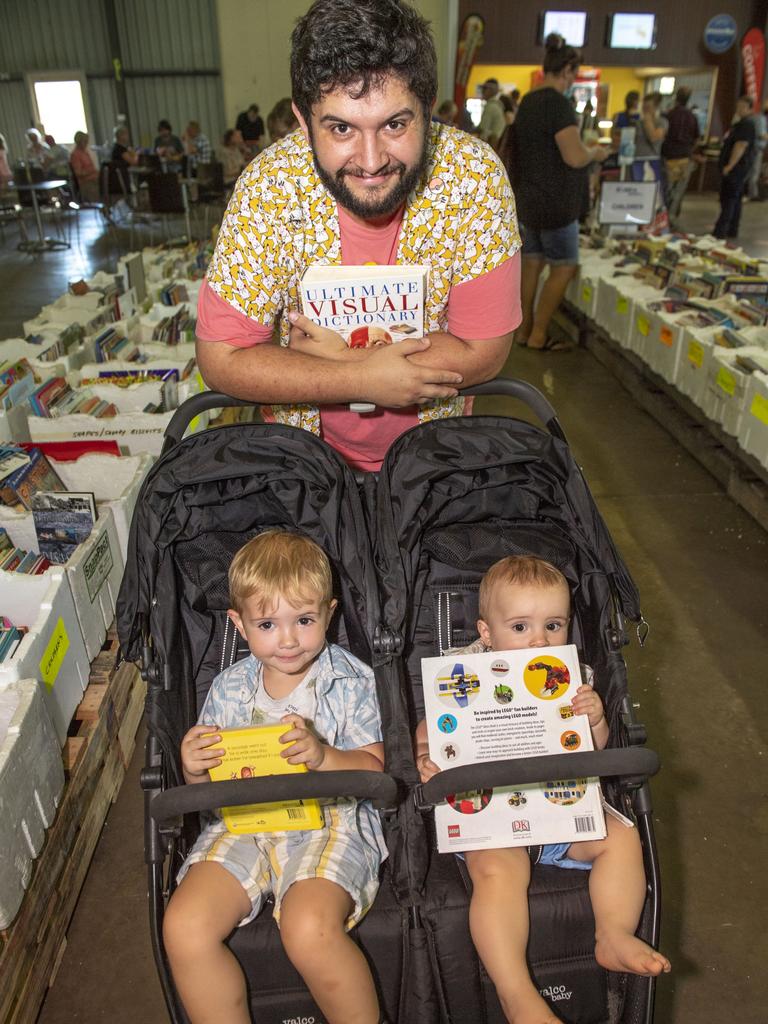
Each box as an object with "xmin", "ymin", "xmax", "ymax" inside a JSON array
[
  {"xmin": 0, "ymin": 83, "xmax": 35, "ymax": 163},
  {"xmin": 115, "ymin": 0, "xmax": 220, "ymax": 71},
  {"xmin": 125, "ymin": 76, "xmax": 224, "ymax": 150},
  {"xmin": 0, "ymin": 0, "xmax": 111, "ymax": 74},
  {"xmin": 87, "ymin": 78, "xmax": 120, "ymax": 151}
]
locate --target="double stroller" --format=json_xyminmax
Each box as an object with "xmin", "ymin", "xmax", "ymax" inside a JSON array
[{"xmin": 116, "ymin": 378, "xmax": 662, "ymax": 1024}]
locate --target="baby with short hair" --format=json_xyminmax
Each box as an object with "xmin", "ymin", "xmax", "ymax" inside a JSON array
[
  {"xmin": 415, "ymin": 554, "xmax": 670, "ymax": 1024},
  {"xmin": 164, "ymin": 530, "xmax": 387, "ymax": 1024}
]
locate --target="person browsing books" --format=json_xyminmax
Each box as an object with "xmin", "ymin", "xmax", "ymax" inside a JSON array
[
  {"xmin": 195, "ymin": 0, "xmax": 521, "ymax": 473},
  {"xmin": 414, "ymin": 556, "xmax": 670, "ymax": 1024},
  {"xmin": 163, "ymin": 531, "xmax": 388, "ymax": 1024}
]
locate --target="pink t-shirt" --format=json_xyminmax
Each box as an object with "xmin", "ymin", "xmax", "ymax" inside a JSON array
[{"xmin": 197, "ymin": 205, "xmax": 521, "ymax": 471}]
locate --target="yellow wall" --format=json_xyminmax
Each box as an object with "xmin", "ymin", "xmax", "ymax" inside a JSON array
[
  {"xmin": 216, "ymin": 0, "xmax": 455, "ymax": 132},
  {"xmin": 469, "ymin": 63, "xmax": 644, "ymax": 119}
]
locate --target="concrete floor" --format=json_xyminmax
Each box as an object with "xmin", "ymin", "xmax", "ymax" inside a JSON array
[{"xmin": 1, "ymin": 193, "xmax": 766, "ymax": 1023}]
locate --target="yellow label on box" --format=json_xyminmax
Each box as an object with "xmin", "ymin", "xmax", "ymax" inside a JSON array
[
  {"xmin": 688, "ymin": 341, "xmax": 704, "ymax": 368},
  {"xmin": 716, "ymin": 367, "xmax": 736, "ymax": 396},
  {"xmin": 581, "ymin": 285, "xmax": 593, "ymax": 303},
  {"xmin": 636, "ymin": 315, "xmax": 650, "ymax": 337},
  {"xmin": 660, "ymin": 326, "xmax": 674, "ymax": 347},
  {"xmin": 750, "ymin": 392, "xmax": 768, "ymax": 425},
  {"xmin": 616, "ymin": 296, "xmax": 629, "ymax": 315},
  {"xmin": 39, "ymin": 617, "xmax": 69, "ymax": 691}
]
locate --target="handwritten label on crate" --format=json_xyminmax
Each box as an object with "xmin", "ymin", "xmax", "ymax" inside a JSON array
[
  {"xmin": 687, "ymin": 340, "xmax": 705, "ymax": 368},
  {"xmin": 616, "ymin": 296, "xmax": 629, "ymax": 315},
  {"xmin": 636, "ymin": 314, "xmax": 650, "ymax": 337},
  {"xmin": 750, "ymin": 392, "xmax": 768, "ymax": 426},
  {"xmin": 40, "ymin": 617, "xmax": 70, "ymax": 690},
  {"xmin": 83, "ymin": 529, "xmax": 114, "ymax": 602},
  {"xmin": 716, "ymin": 366, "xmax": 737, "ymax": 396},
  {"xmin": 660, "ymin": 326, "xmax": 674, "ymax": 348}
]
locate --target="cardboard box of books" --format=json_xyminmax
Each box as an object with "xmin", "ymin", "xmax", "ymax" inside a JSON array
[
  {"xmin": 674, "ymin": 325, "xmax": 721, "ymax": 407},
  {"xmin": 77, "ymin": 358, "xmax": 201, "ymax": 407},
  {"xmin": 631, "ymin": 304, "xmax": 687, "ymax": 382},
  {"xmin": 138, "ymin": 302, "xmax": 196, "ymax": 347},
  {"xmin": 208, "ymin": 724, "xmax": 323, "ymax": 834},
  {"xmin": 52, "ymin": 452, "xmax": 154, "ymax": 560},
  {"xmin": 0, "ymin": 334, "xmax": 90, "ymax": 380},
  {"xmin": 23, "ymin": 302, "xmax": 115, "ymax": 339},
  {"xmin": 422, "ymin": 645, "xmax": 605, "ymax": 853},
  {"xmin": 0, "ymin": 571, "xmax": 90, "ymax": 744},
  {"xmin": 737, "ymin": 370, "xmax": 768, "ymax": 468},
  {"xmin": 0, "ymin": 502, "xmax": 125, "ymax": 662},
  {"xmin": 702, "ymin": 347, "xmax": 768, "ymax": 437},
  {"xmin": 0, "ymin": 678, "xmax": 65, "ymax": 928},
  {"xmin": 27, "ymin": 408, "xmax": 203, "ymax": 457},
  {"xmin": 595, "ymin": 279, "xmax": 661, "ymax": 349}
]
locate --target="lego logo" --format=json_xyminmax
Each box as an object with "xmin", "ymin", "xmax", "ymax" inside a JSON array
[{"xmin": 448, "ymin": 825, "xmax": 461, "ymax": 837}]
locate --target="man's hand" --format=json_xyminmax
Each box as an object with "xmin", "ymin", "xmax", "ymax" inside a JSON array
[
  {"xmin": 181, "ymin": 724, "xmax": 224, "ymax": 781},
  {"xmin": 279, "ymin": 713, "xmax": 327, "ymax": 770}
]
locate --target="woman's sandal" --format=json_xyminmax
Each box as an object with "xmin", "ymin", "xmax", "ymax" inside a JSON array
[{"xmin": 525, "ymin": 337, "xmax": 575, "ymax": 352}]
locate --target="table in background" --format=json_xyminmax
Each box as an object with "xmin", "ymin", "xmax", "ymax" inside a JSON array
[{"xmin": 10, "ymin": 178, "xmax": 70, "ymax": 252}]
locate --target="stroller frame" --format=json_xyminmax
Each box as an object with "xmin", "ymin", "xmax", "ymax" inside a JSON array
[{"xmin": 120, "ymin": 379, "xmax": 662, "ymax": 1024}]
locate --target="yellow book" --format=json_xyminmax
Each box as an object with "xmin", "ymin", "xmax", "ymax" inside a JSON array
[{"xmin": 207, "ymin": 724, "xmax": 323, "ymax": 835}]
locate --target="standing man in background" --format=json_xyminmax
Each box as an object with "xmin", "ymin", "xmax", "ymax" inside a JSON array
[
  {"xmin": 195, "ymin": 0, "xmax": 521, "ymax": 474},
  {"xmin": 713, "ymin": 95, "xmax": 756, "ymax": 240},
  {"xmin": 477, "ymin": 77, "xmax": 506, "ymax": 150},
  {"xmin": 662, "ymin": 87, "xmax": 700, "ymax": 228}
]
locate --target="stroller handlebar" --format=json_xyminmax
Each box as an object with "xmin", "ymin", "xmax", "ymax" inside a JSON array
[
  {"xmin": 162, "ymin": 376, "xmax": 566, "ymax": 450},
  {"xmin": 150, "ymin": 769, "xmax": 400, "ymax": 824},
  {"xmin": 415, "ymin": 746, "xmax": 660, "ymax": 810}
]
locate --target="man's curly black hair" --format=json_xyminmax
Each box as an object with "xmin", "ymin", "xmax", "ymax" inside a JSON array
[{"xmin": 291, "ymin": 0, "xmax": 437, "ymax": 122}]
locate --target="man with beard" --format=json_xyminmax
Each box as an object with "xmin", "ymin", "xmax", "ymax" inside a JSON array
[{"xmin": 196, "ymin": 0, "xmax": 520, "ymax": 472}]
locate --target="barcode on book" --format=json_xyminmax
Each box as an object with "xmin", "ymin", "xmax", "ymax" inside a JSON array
[
  {"xmin": 286, "ymin": 807, "xmax": 307, "ymax": 820},
  {"xmin": 574, "ymin": 815, "xmax": 596, "ymax": 834}
]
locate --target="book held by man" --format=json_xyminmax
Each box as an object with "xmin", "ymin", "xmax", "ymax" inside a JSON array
[
  {"xmin": 207, "ymin": 723, "xmax": 323, "ymax": 835},
  {"xmin": 422, "ymin": 644, "xmax": 606, "ymax": 853}
]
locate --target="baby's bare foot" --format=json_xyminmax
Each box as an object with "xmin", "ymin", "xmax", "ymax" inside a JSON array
[{"xmin": 595, "ymin": 931, "xmax": 671, "ymax": 976}]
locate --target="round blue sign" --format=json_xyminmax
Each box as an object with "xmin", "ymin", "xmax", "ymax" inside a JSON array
[{"xmin": 704, "ymin": 14, "xmax": 738, "ymax": 54}]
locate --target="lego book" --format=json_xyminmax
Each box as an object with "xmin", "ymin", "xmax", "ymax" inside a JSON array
[
  {"xmin": 207, "ymin": 723, "xmax": 323, "ymax": 835},
  {"xmin": 422, "ymin": 644, "xmax": 606, "ymax": 853}
]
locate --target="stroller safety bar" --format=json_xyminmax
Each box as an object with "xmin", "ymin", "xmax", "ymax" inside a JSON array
[
  {"xmin": 150, "ymin": 769, "xmax": 400, "ymax": 824},
  {"xmin": 161, "ymin": 376, "xmax": 566, "ymax": 449},
  {"xmin": 415, "ymin": 746, "xmax": 659, "ymax": 811}
]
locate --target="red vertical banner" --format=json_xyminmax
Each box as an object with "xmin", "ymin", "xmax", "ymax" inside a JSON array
[
  {"xmin": 741, "ymin": 28, "xmax": 766, "ymax": 110},
  {"xmin": 453, "ymin": 14, "xmax": 485, "ymax": 113}
]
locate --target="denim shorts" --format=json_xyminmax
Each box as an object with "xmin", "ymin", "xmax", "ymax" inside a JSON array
[
  {"xmin": 537, "ymin": 841, "xmax": 592, "ymax": 871},
  {"xmin": 520, "ymin": 219, "xmax": 579, "ymax": 266}
]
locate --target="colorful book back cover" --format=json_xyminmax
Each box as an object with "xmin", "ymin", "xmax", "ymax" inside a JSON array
[{"xmin": 207, "ymin": 724, "xmax": 323, "ymax": 835}]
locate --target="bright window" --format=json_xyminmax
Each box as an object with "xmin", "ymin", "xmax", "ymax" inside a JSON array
[{"xmin": 29, "ymin": 76, "xmax": 89, "ymax": 145}]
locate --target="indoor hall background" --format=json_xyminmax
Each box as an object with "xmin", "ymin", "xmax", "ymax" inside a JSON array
[{"xmin": 0, "ymin": 0, "xmax": 224, "ymax": 157}]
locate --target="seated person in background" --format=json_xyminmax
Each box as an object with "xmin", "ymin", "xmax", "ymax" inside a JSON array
[
  {"xmin": 163, "ymin": 530, "xmax": 387, "ymax": 1024},
  {"xmin": 434, "ymin": 99, "xmax": 458, "ymax": 125},
  {"xmin": 0, "ymin": 133, "xmax": 13, "ymax": 188},
  {"xmin": 69, "ymin": 131, "xmax": 100, "ymax": 201},
  {"xmin": 154, "ymin": 119, "xmax": 184, "ymax": 163},
  {"xmin": 415, "ymin": 555, "xmax": 671, "ymax": 1024},
  {"xmin": 44, "ymin": 135, "xmax": 71, "ymax": 177},
  {"xmin": 220, "ymin": 128, "xmax": 249, "ymax": 186},
  {"xmin": 236, "ymin": 103, "xmax": 265, "ymax": 151},
  {"xmin": 25, "ymin": 128, "xmax": 51, "ymax": 170},
  {"xmin": 266, "ymin": 97, "xmax": 299, "ymax": 143},
  {"xmin": 112, "ymin": 125, "xmax": 140, "ymax": 167},
  {"xmin": 183, "ymin": 120, "xmax": 213, "ymax": 168}
]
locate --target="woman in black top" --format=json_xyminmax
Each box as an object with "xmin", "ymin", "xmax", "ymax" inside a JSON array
[{"xmin": 508, "ymin": 34, "xmax": 608, "ymax": 351}]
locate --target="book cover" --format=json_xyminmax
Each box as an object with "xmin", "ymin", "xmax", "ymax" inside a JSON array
[
  {"xmin": 0, "ymin": 448, "xmax": 67, "ymax": 510},
  {"xmin": 422, "ymin": 644, "xmax": 606, "ymax": 853},
  {"xmin": 207, "ymin": 724, "xmax": 324, "ymax": 835},
  {"xmin": 31, "ymin": 491, "xmax": 97, "ymax": 564},
  {"xmin": 300, "ymin": 264, "xmax": 427, "ymax": 349}
]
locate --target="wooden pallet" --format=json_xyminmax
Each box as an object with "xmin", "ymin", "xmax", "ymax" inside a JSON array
[{"xmin": 0, "ymin": 628, "xmax": 144, "ymax": 1024}]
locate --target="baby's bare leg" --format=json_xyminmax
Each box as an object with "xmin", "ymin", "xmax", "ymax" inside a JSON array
[
  {"xmin": 163, "ymin": 862, "xmax": 253, "ymax": 1024},
  {"xmin": 567, "ymin": 815, "xmax": 671, "ymax": 976},
  {"xmin": 465, "ymin": 848, "xmax": 560, "ymax": 1024},
  {"xmin": 279, "ymin": 878, "xmax": 379, "ymax": 1024}
]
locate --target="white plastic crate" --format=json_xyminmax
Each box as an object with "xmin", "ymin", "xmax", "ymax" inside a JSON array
[
  {"xmin": 738, "ymin": 371, "xmax": 768, "ymax": 468},
  {"xmin": 0, "ymin": 571, "xmax": 90, "ymax": 744},
  {"xmin": 701, "ymin": 347, "xmax": 768, "ymax": 436},
  {"xmin": 674, "ymin": 326, "xmax": 719, "ymax": 408},
  {"xmin": 0, "ymin": 679, "xmax": 65, "ymax": 928},
  {"xmin": 0, "ymin": 506, "xmax": 125, "ymax": 662},
  {"xmin": 631, "ymin": 306, "xmax": 686, "ymax": 382},
  {"xmin": 52, "ymin": 452, "xmax": 154, "ymax": 560}
]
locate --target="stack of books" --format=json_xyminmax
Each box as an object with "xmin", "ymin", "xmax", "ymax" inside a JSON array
[
  {"xmin": 0, "ymin": 359, "xmax": 37, "ymax": 411},
  {"xmin": 0, "ymin": 615, "xmax": 28, "ymax": 662},
  {"xmin": 0, "ymin": 528, "xmax": 50, "ymax": 575},
  {"xmin": 160, "ymin": 281, "xmax": 189, "ymax": 306},
  {"xmin": 151, "ymin": 307, "xmax": 196, "ymax": 345},
  {"xmin": 0, "ymin": 445, "xmax": 66, "ymax": 510},
  {"xmin": 80, "ymin": 368, "xmax": 180, "ymax": 412},
  {"xmin": 24, "ymin": 324, "xmax": 85, "ymax": 364},
  {"xmin": 27, "ymin": 378, "xmax": 118, "ymax": 419},
  {"xmin": 93, "ymin": 326, "xmax": 141, "ymax": 363},
  {"xmin": 30, "ymin": 491, "xmax": 97, "ymax": 565}
]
